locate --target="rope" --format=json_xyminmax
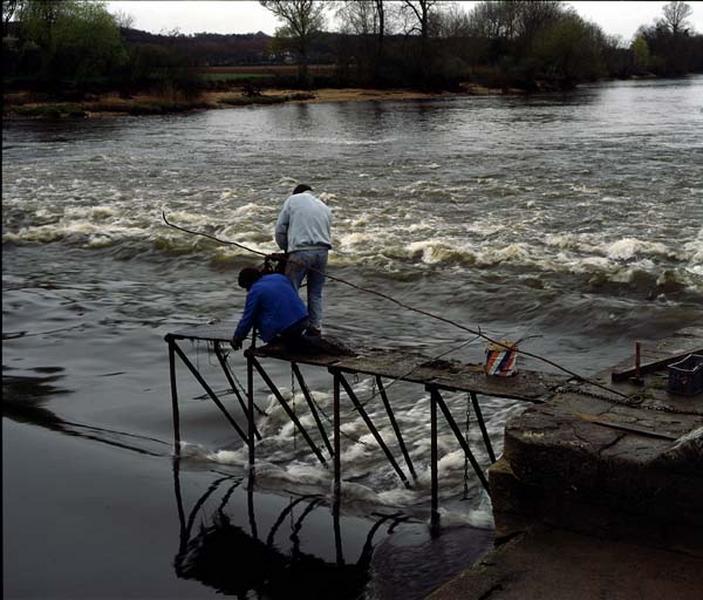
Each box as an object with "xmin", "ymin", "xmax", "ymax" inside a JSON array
[{"xmin": 161, "ymin": 211, "xmax": 630, "ymax": 400}]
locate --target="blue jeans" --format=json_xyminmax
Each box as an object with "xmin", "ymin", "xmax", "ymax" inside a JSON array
[{"xmin": 285, "ymin": 248, "xmax": 328, "ymax": 330}]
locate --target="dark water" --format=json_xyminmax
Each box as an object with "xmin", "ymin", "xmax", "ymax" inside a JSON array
[{"xmin": 3, "ymin": 77, "xmax": 702, "ymax": 598}]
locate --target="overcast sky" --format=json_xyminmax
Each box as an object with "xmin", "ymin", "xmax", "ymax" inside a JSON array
[{"xmin": 106, "ymin": 1, "xmax": 703, "ymax": 43}]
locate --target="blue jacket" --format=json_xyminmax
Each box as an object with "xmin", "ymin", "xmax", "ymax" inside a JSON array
[{"xmin": 233, "ymin": 274, "xmax": 308, "ymax": 343}]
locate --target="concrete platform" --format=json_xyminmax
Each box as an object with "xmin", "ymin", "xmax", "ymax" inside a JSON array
[
  {"xmin": 432, "ymin": 327, "xmax": 703, "ymax": 598},
  {"xmin": 429, "ymin": 525, "xmax": 703, "ymax": 600}
]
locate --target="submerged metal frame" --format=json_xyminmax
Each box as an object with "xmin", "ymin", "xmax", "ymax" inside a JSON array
[
  {"xmin": 166, "ymin": 334, "xmax": 249, "ymax": 448},
  {"xmin": 166, "ymin": 333, "xmax": 509, "ymax": 534}
]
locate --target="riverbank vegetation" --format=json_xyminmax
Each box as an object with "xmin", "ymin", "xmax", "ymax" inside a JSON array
[{"xmin": 2, "ymin": 0, "xmax": 702, "ymax": 118}]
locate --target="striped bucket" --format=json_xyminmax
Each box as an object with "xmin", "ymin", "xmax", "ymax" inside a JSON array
[{"xmin": 484, "ymin": 340, "xmax": 518, "ymax": 377}]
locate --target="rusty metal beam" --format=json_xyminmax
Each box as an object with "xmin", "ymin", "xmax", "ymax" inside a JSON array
[
  {"xmin": 429, "ymin": 386, "xmax": 489, "ymax": 491},
  {"xmin": 336, "ymin": 371, "xmax": 411, "ymax": 489},
  {"xmin": 167, "ymin": 335, "xmax": 181, "ymax": 455},
  {"xmin": 376, "ymin": 375, "xmax": 417, "ymax": 480},
  {"xmin": 213, "ymin": 341, "xmax": 261, "ymax": 441},
  {"xmin": 171, "ymin": 339, "xmax": 249, "ymax": 444},
  {"xmin": 292, "ymin": 362, "xmax": 333, "ymax": 457},
  {"xmin": 470, "ymin": 392, "xmax": 496, "ymax": 463},
  {"xmin": 249, "ymin": 354, "xmax": 327, "ymax": 466}
]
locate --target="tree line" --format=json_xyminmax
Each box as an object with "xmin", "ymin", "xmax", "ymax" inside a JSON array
[
  {"xmin": 2, "ymin": 0, "xmax": 702, "ymax": 97},
  {"xmin": 266, "ymin": 0, "xmax": 703, "ymax": 89},
  {"xmin": 2, "ymin": 0, "xmax": 202, "ymax": 98}
]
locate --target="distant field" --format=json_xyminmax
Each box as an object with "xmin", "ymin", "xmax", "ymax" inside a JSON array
[
  {"xmin": 200, "ymin": 72, "xmax": 272, "ymax": 82},
  {"xmin": 199, "ymin": 64, "xmax": 336, "ymax": 80}
]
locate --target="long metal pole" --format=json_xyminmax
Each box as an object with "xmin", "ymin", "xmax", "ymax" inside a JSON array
[
  {"xmin": 292, "ymin": 362, "xmax": 334, "ymax": 457},
  {"xmin": 247, "ymin": 352, "xmax": 256, "ymax": 478},
  {"xmin": 338, "ymin": 372, "xmax": 411, "ymax": 489},
  {"xmin": 430, "ymin": 385, "xmax": 439, "ymax": 535},
  {"xmin": 376, "ymin": 375, "xmax": 417, "ymax": 480},
  {"xmin": 249, "ymin": 355, "xmax": 327, "ymax": 466},
  {"xmin": 332, "ymin": 370, "xmax": 344, "ymax": 567},
  {"xmin": 333, "ymin": 370, "xmax": 341, "ymax": 500},
  {"xmin": 213, "ymin": 341, "xmax": 261, "ymax": 441},
  {"xmin": 167, "ymin": 336, "xmax": 181, "ymax": 456},
  {"xmin": 171, "ymin": 341, "xmax": 249, "ymax": 443},
  {"xmin": 470, "ymin": 391, "xmax": 496, "ymax": 463},
  {"xmin": 434, "ymin": 388, "xmax": 489, "ymax": 491}
]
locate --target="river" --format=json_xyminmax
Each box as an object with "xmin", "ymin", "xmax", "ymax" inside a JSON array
[{"xmin": 3, "ymin": 77, "xmax": 702, "ymax": 599}]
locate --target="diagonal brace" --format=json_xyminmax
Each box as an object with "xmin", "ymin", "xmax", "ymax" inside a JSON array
[
  {"xmin": 213, "ymin": 341, "xmax": 262, "ymax": 441},
  {"xmin": 292, "ymin": 362, "xmax": 334, "ymax": 457},
  {"xmin": 249, "ymin": 355, "xmax": 327, "ymax": 466},
  {"xmin": 336, "ymin": 370, "xmax": 411, "ymax": 489},
  {"xmin": 171, "ymin": 340, "xmax": 249, "ymax": 443},
  {"xmin": 429, "ymin": 386, "xmax": 489, "ymax": 491}
]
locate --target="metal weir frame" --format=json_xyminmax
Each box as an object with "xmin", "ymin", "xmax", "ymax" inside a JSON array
[{"xmin": 165, "ymin": 332, "xmax": 548, "ymax": 533}]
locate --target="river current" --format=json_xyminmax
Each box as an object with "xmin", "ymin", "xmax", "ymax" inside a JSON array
[{"xmin": 3, "ymin": 77, "xmax": 702, "ymax": 598}]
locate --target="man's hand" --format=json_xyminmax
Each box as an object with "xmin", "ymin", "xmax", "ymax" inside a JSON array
[{"xmin": 231, "ymin": 336, "xmax": 243, "ymax": 351}]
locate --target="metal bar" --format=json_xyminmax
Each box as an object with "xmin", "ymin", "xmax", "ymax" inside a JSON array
[
  {"xmin": 432, "ymin": 387, "xmax": 489, "ymax": 491},
  {"xmin": 292, "ymin": 362, "xmax": 333, "ymax": 457},
  {"xmin": 470, "ymin": 392, "xmax": 496, "ymax": 463},
  {"xmin": 171, "ymin": 341, "xmax": 249, "ymax": 444},
  {"xmin": 337, "ymin": 372, "xmax": 411, "ymax": 489},
  {"xmin": 376, "ymin": 375, "xmax": 417, "ymax": 480},
  {"xmin": 172, "ymin": 458, "xmax": 186, "ymax": 547},
  {"xmin": 333, "ymin": 371, "xmax": 341, "ymax": 500},
  {"xmin": 611, "ymin": 347, "xmax": 703, "ymax": 382},
  {"xmin": 172, "ymin": 457, "xmax": 187, "ymax": 577},
  {"xmin": 213, "ymin": 341, "xmax": 261, "ymax": 441},
  {"xmin": 333, "ymin": 490, "xmax": 344, "ymax": 566},
  {"xmin": 249, "ymin": 355, "xmax": 327, "ymax": 466},
  {"xmin": 247, "ymin": 476, "xmax": 258, "ymax": 540},
  {"xmin": 167, "ymin": 336, "xmax": 181, "ymax": 455},
  {"xmin": 430, "ymin": 385, "xmax": 439, "ymax": 535},
  {"xmin": 247, "ymin": 352, "xmax": 256, "ymax": 477}
]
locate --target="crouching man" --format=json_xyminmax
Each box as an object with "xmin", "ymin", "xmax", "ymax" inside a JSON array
[{"xmin": 231, "ymin": 267, "xmax": 309, "ymax": 351}]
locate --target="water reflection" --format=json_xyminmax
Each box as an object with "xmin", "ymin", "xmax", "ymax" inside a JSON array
[
  {"xmin": 2, "ymin": 366, "xmax": 170, "ymax": 457},
  {"xmin": 172, "ymin": 460, "xmax": 407, "ymax": 599}
]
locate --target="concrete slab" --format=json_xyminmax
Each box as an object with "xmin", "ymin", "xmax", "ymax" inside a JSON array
[{"xmin": 429, "ymin": 525, "xmax": 703, "ymax": 600}]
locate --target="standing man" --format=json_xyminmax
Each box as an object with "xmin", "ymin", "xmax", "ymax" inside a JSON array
[{"xmin": 275, "ymin": 184, "xmax": 332, "ymax": 336}]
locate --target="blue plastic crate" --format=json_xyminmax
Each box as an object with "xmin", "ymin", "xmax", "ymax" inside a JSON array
[{"xmin": 668, "ymin": 354, "xmax": 703, "ymax": 396}]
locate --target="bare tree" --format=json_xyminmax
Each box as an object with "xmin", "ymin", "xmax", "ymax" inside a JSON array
[
  {"xmin": 260, "ymin": 0, "xmax": 325, "ymax": 85},
  {"xmin": 436, "ymin": 2, "xmax": 471, "ymax": 39},
  {"xmin": 337, "ymin": 0, "xmax": 378, "ymax": 36},
  {"xmin": 336, "ymin": 0, "xmax": 388, "ymax": 82},
  {"xmin": 111, "ymin": 8, "xmax": 134, "ymax": 30},
  {"xmin": 401, "ymin": 0, "xmax": 438, "ymax": 40},
  {"xmin": 3, "ymin": 0, "xmax": 24, "ymax": 36},
  {"xmin": 662, "ymin": 1, "xmax": 693, "ymax": 35}
]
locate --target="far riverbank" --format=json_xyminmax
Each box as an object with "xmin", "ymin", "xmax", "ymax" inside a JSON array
[{"xmin": 2, "ymin": 83, "xmax": 514, "ymax": 120}]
